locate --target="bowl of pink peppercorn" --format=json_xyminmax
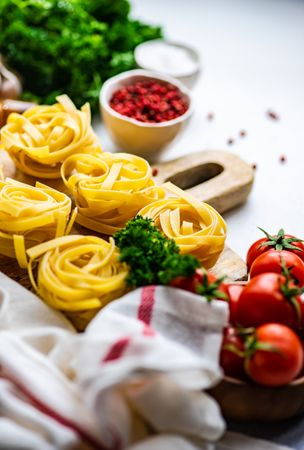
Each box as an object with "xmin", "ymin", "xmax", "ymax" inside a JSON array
[{"xmin": 100, "ymin": 69, "xmax": 193, "ymax": 160}]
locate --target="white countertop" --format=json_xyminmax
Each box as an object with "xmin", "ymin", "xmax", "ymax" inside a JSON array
[{"xmin": 94, "ymin": 0, "xmax": 304, "ymax": 261}]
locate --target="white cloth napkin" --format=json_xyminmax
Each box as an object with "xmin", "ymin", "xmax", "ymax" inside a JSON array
[
  {"xmin": 0, "ymin": 274, "xmax": 292, "ymax": 450},
  {"xmin": 72, "ymin": 285, "xmax": 228, "ymax": 448}
]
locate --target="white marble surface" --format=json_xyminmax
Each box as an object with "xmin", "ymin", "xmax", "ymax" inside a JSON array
[{"xmin": 94, "ymin": 0, "xmax": 304, "ymax": 261}]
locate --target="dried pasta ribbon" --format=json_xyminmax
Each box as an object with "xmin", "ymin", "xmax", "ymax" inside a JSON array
[
  {"xmin": 27, "ymin": 235, "xmax": 128, "ymax": 316},
  {"xmin": 139, "ymin": 182, "xmax": 227, "ymax": 268},
  {"xmin": 0, "ymin": 178, "xmax": 74, "ymax": 268},
  {"xmin": 61, "ymin": 152, "xmax": 165, "ymax": 235},
  {"xmin": 0, "ymin": 95, "xmax": 101, "ymax": 179}
]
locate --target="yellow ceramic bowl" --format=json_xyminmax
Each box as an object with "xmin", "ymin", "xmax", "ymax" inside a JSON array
[{"xmin": 99, "ymin": 69, "xmax": 193, "ymax": 161}]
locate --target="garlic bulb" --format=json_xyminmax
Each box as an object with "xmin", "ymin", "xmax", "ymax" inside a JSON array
[{"xmin": 0, "ymin": 55, "xmax": 22, "ymax": 100}]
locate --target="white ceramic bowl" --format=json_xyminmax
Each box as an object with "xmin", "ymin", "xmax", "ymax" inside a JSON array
[
  {"xmin": 134, "ymin": 39, "xmax": 201, "ymax": 88},
  {"xmin": 99, "ymin": 69, "xmax": 193, "ymax": 161}
]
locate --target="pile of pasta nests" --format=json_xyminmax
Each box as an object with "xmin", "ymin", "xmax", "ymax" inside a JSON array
[{"xmin": 0, "ymin": 95, "xmax": 226, "ymax": 329}]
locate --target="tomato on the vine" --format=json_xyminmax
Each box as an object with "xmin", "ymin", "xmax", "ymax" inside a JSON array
[
  {"xmin": 246, "ymin": 228, "xmax": 304, "ymax": 269},
  {"xmin": 170, "ymin": 269, "xmax": 228, "ymax": 302},
  {"xmin": 170, "ymin": 268, "xmax": 205, "ymax": 293},
  {"xmin": 235, "ymin": 273, "xmax": 303, "ymax": 328},
  {"xmin": 225, "ymin": 284, "xmax": 244, "ymax": 325},
  {"xmin": 245, "ymin": 323, "xmax": 304, "ymax": 386},
  {"xmin": 220, "ymin": 326, "xmax": 246, "ymax": 380},
  {"xmin": 250, "ymin": 249, "xmax": 304, "ymax": 287}
]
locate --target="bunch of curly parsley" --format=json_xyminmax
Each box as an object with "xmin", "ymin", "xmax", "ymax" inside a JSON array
[
  {"xmin": 0, "ymin": 0, "xmax": 162, "ymax": 112},
  {"xmin": 114, "ymin": 216, "xmax": 200, "ymax": 288}
]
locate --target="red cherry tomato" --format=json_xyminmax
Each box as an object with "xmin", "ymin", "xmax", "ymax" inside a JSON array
[
  {"xmin": 247, "ymin": 237, "xmax": 271, "ymax": 269},
  {"xmin": 236, "ymin": 273, "xmax": 302, "ymax": 328},
  {"xmin": 170, "ymin": 269, "xmax": 228, "ymax": 301},
  {"xmin": 284, "ymin": 235, "xmax": 304, "ymax": 263},
  {"xmin": 246, "ymin": 230, "xmax": 304, "ymax": 270},
  {"xmin": 250, "ymin": 249, "xmax": 304, "ymax": 287},
  {"xmin": 298, "ymin": 298, "xmax": 304, "ymax": 331},
  {"xmin": 170, "ymin": 268, "xmax": 204, "ymax": 293},
  {"xmin": 245, "ymin": 323, "xmax": 304, "ymax": 386},
  {"xmin": 220, "ymin": 326, "xmax": 246, "ymax": 380},
  {"xmin": 225, "ymin": 284, "xmax": 244, "ymax": 325}
]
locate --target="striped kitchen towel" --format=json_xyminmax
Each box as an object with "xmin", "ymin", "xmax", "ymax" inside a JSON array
[{"xmin": 0, "ymin": 275, "xmax": 294, "ymax": 450}]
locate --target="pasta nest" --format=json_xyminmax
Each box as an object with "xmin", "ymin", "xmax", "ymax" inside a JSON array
[
  {"xmin": 61, "ymin": 152, "xmax": 165, "ymax": 235},
  {"xmin": 0, "ymin": 95, "xmax": 101, "ymax": 179},
  {"xmin": 0, "ymin": 178, "xmax": 74, "ymax": 268},
  {"xmin": 139, "ymin": 182, "xmax": 227, "ymax": 268},
  {"xmin": 27, "ymin": 235, "xmax": 128, "ymax": 320}
]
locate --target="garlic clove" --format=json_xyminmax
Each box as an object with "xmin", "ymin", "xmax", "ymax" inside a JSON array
[
  {"xmin": 0, "ymin": 99, "xmax": 36, "ymax": 128},
  {"xmin": 0, "ymin": 55, "xmax": 22, "ymax": 100},
  {"xmin": 0, "ymin": 148, "xmax": 16, "ymax": 179}
]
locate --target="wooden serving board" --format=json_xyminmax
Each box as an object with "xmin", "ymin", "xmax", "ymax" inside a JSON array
[
  {"xmin": 0, "ymin": 149, "xmax": 252, "ymax": 299},
  {"xmin": 154, "ymin": 149, "xmax": 254, "ymax": 281},
  {"xmin": 153, "ymin": 149, "xmax": 254, "ymax": 213}
]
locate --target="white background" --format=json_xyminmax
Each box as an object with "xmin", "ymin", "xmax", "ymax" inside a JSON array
[{"xmin": 95, "ymin": 0, "xmax": 304, "ymax": 261}]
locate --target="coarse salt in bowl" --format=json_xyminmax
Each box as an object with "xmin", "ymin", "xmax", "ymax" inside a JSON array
[
  {"xmin": 135, "ymin": 39, "xmax": 201, "ymax": 88},
  {"xmin": 100, "ymin": 69, "xmax": 193, "ymax": 161}
]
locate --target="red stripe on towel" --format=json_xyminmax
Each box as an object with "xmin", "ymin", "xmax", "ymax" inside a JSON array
[
  {"xmin": 142, "ymin": 323, "xmax": 155, "ymax": 336},
  {"xmin": 1, "ymin": 373, "xmax": 115, "ymax": 450},
  {"xmin": 138, "ymin": 285, "xmax": 156, "ymax": 326},
  {"xmin": 103, "ymin": 286, "xmax": 156, "ymax": 366},
  {"xmin": 102, "ymin": 337, "xmax": 131, "ymax": 363}
]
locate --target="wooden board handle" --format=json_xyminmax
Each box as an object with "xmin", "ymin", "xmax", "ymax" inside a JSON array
[{"xmin": 153, "ymin": 150, "xmax": 254, "ymax": 213}]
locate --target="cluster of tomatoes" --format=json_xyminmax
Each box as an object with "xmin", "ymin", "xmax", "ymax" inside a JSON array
[{"xmin": 171, "ymin": 228, "xmax": 304, "ymax": 387}]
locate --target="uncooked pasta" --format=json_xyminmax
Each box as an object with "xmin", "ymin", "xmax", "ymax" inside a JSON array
[
  {"xmin": 0, "ymin": 178, "xmax": 74, "ymax": 268},
  {"xmin": 61, "ymin": 152, "xmax": 165, "ymax": 234},
  {"xmin": 139, "ymin": 182, "xmax": 227, "ymax": 268},
  {"xmin": 0, "ymin": 95, "xmax": 101, "ymax": 178},
  {"xmin": 27, "ymin": 235, "xmax": 128, "ymax": 322}
]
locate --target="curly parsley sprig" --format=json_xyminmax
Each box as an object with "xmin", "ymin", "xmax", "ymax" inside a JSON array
[
  {"xmin": 0, "ymin": 0, "xmax": 162, "ymax": 111},
  {"xmin": 114, "ymin": 216, "xmax": 200, "ymax": 288}
]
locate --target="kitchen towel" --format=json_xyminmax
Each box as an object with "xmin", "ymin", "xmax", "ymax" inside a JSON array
[{"xmin": 0, "ymin": 274, "xmax": 293, "ymax": 450}]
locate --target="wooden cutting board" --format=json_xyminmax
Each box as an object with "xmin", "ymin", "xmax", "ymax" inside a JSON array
[
  {"xmin": 0, "ymin": 149, "xmax": 252, "ymax": 299},
  {"xmin": 153, "ymin": 149, "xmax": 254, "ymax": 214},
  {"xmin": 153, "ymin": 149, "xmax": 254, "ymax": 281}
]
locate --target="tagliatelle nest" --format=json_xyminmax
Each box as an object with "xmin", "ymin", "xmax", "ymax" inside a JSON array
[
  {"xmin": 0, "ymin": 95, "xmax": 102, "ymax": 179},
  {"xmin": 61, "ymin": 152, "xmax": 165, "ymax": 235},
  {"xmin": 0, "ymin": 178, "xmax": 75, "ymax": 268},
  {"xmin": 139, "ymin": 182, "xmax": 227, "ymax": 268},
  {"xmin": 27, "ymin": 235, "xmax": 129, "ymax": 323}
]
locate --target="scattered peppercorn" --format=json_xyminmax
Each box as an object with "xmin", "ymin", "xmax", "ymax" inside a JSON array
[
  {"xmin": 239, "ymin": 130, "xmax": 247, "ymax": 137},
  {"xmin": 227, "ymin": 138, "xmax": 234, "ymax": 145},
  {"xmin": 251, "ymin": 163, "xmax": 257, "ymax": 170},
  {"xmin": 109, "ymin": 80, "xmax": 188, "ymax": 123},
  {"xmin": 266, "ymin": 110, "xmax": 280, "ymax": 121},
  {"xmin": 279, "ymin": 155, "xmax": 286, "ymax": 163},
  {"xmin": 152, "ymin": 168, "xmax": 159, "ymax": 176},
  {"xmin": 207, "ymin": 112, "xmax": 214, "ymax": 121}
]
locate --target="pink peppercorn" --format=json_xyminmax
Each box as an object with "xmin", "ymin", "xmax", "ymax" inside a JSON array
[
  {"xmin": 109, "ymin": 80, "xmax": 188, "ymax": 123},
  {"xmin": 266, "ymin": 110, "xmax": 280, "ymax": 121}
]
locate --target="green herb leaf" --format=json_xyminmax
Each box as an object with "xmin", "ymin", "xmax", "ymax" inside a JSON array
[
  {"xmin": 114, "ymin": 216, "xmax": 200, "ymax": 288},
  {"xmin": 0, "ymin": 0, "xmax": 163, "ymax": 112}
]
